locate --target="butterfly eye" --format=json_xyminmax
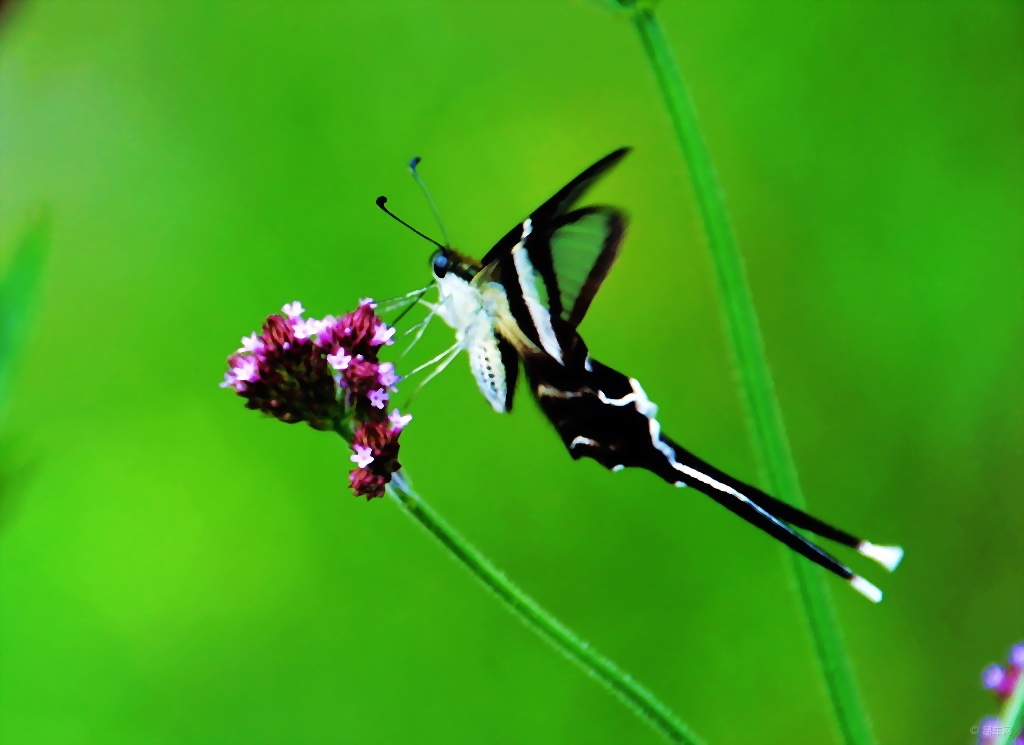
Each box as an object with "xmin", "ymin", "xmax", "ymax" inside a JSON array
[{"xmin": 431, "ymin": 249, "xmax": 450, "ymax": 279}]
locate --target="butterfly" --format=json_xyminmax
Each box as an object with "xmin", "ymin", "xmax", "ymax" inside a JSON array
[{"xmin": 381, "ymin": 147, "xmax": 903, "ymax": 601}]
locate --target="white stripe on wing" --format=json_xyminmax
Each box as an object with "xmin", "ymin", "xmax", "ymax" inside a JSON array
[{"xmin": 512, "ymin": 219, "xmax": 564, "ymax": 364}]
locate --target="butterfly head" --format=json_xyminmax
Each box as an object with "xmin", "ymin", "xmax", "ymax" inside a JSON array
[
  {"xmin": 429, "ymin": 247, "xmax": 479, "ymax": 282},
  {"xmin": 430, "ymin": 248, "xmax": 451, "ymax": 278}
]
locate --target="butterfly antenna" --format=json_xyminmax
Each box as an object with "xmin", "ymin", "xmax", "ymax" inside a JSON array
[
  {"xmin": 375, "ymin": 196, "xmax": 446, "ymax": 250},
  {"xmin": 409, "ymin": 156, "xmax": 452, "ymax": 248}
]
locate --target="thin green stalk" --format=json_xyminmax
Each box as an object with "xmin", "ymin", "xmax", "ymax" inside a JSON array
[
  {"xmin": 0, "ymin": 208, "xmax": 49, "ymax": 428},
  {"xmin": 995, "ymin": 676, "xmax": 1024, "ymax": 745},
  {"xmin": 616, "ymin": 5, "xmax": 875, "ymax": 745},
  {"xmin": 386, "ymin": 472, "xmax": 705, "ymax": 745}
]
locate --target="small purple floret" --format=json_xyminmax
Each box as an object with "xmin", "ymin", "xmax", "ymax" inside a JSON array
[
  {"xmin": 233, "ymin": 357, "xmax": 258, "ymax": 383},
  {"xmin": 327, "ymin": 349, "xmax": 352, "ymax": 371},
  {"xmin": 389, "ymin": 409, "xmax": 412, "ymax": 431},
  {"xmin": 351, "ymin": 444, "xmax": 374, "ymax": 468},
  {"xmin": 239, "ymin": 333, "xmax": 263, "ymax": 353},
  {"xmin": 371, "ymin": 322, "xmax": 395, "ymax": 346},
  {"xmin": 282, "ymin": 301, "xmax": 305, "ymax": 319},
  {"xmin": 378, "ymin": 362, "xmax": 400, "ymax": 389},
  {"xmin": 296, "ymin": 318, "xmax": 328, "ymax": 340},
  {"xmin": 983, "ymin": 665, "xmax": 1005, "ymax": 691},
  {"xmin": 368, "ymin": 388, "xmax": 388, "ymax": 409},
  {"xmin": 1011, "ymin": 643, "xmax": 1024, "ymax": 667}
]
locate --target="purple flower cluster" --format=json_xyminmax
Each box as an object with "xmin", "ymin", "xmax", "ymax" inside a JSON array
[
  {"xmin": 222, "ymin": 300, "xmax": 411, "ymax": 499},
  {"xmin": 976, "ymin": 642, "xmax": 1023, "ymax": 745}
]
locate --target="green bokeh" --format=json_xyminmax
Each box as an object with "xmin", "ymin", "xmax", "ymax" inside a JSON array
[{"xmin": 1, "ymin": 2, "xmax": 1021, "ymax": 744}]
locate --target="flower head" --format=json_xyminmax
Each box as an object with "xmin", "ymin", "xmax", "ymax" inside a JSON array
[{"xmin": 222, "ymin": 299, "xmax": 408, "ymax": 499}]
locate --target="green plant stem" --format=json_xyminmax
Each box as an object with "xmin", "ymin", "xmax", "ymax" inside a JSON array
[
  {"xmin": 624, "ymin": 6, "xmax": 875, "ymax": 745},
  {"xmin": 0, "ymin": 208, "xmax": 49, "ymax": 429},
  {"xmin": 995, "ymin": 676, "xmax": 1024, "ymax": 745},
  {"xmin": 386, "ymin": 472, "xmax": 704, "ymax": 745}
]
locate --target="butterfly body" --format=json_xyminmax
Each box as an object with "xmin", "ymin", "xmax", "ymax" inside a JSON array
[{"xmin": 412, "ymin": 148, "xmax": 903, "ymax": 601}]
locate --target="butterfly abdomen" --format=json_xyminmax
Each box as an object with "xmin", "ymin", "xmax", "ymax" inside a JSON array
[{"xmin": 466, "ymin": 317, "xmax": 519, "ymax": 414}]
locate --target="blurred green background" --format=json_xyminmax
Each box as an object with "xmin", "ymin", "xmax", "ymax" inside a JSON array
[{"xmin": 2, "ymin": 2, "xmax": 1022, "ymax": 743}]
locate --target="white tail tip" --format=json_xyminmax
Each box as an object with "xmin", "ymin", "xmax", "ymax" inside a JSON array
[
  {"xmin": 850, "ymin": 575, "xmax": 883, "ymax": 603},
  {"xmin": 857, "ymin": 542, "xmax": 904, "ymax": 572}
]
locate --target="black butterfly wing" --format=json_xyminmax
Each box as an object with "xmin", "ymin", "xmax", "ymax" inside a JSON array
[
  {"xmin": 528, "ymin": 206, "xmax": 626, "ymax": 328},
  {"xmin": 524, "ymin": 350, "xmax": 879, "ymax": 597},
  {"xmin": 474, "ymin": 149, "xmax": 630, "ymax": 367},
  {"xmin": 466, "ymin": 149, "xmax": 626, "ymax": 407},
  {"xmin": 479, "ymin": 147, "xmax": 630, "ymax": 268},
  {"xmin": 481, "ymin": 210, "xmax": 621, "ymax": 369}
]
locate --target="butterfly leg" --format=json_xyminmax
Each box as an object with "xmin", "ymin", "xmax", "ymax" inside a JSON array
[
  {"xmin": 403, "ymin": 339, "xmax": 462, "ymax": 379},
  {"xmin": 400, "ymin": 340, "xmax": 464, "ymax": 408},
  {"xmin": 376, "ymin": 284, "xmax": 435, "ymax": 313},
  {"xmin": 399, "ymin": 303, "xmax": 441, "ymax": 360}
]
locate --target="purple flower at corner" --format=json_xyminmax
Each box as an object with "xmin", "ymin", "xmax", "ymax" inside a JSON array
[
  {"xmin": 976, "ymin": 641, "xmax": 1024, "ymax": 745},
  {"xmin": 982, "ymin": 642, "xmax": 1023, "ymax": 700},
  {"xmin": 1012, "ymin": 644, "xmax": 1024, "ymax": 668},
  {"xmin": 222, "ymin": 298, "xmax": 410, "ymax": 500}
]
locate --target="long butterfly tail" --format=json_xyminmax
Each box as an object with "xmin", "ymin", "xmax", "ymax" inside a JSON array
[
  {"xmin": 735, "ymin": 480, "xmax": 904, "ymax": 572},
  {"xmin": 637, "ymin": 430, "xmax": 871, "ymax": 600},
  {"xmin": 648, "ymin": 429, "xmax": 903, "ymax": 572},
  {"xmin": 528, "ymin": 354, "xmax": 902, "ymax": 600}
]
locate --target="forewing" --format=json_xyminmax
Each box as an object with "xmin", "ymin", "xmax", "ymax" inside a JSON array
[
  {"xmin": 477, "ymin": 206, "xmax": 625, "ymax": 364},
  {"xmin": 469, "ymin": 148, "xmax": 629, "ymax": 371},
  {"xmin": 480, "ymin": 147, "xmax": 630, "ymax": 267},
  {"xmin": 531, "ymin": 206, "xmax": 626, "ymax": 328}
]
